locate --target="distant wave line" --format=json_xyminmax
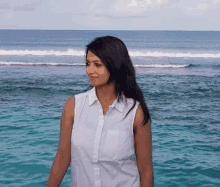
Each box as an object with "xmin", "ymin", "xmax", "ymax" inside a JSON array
[
  {"xmin": 0, "ymin": 61, "xmax": 84, "ymax": 66},
  {"xmin": 0, "ymin": 61, "xmax": 189, "ymax": 68},
  {"xmin": 0, "ymin": 49, "xmax": 220, "ymax": 58},
  {"xmin": 130, "ymin": 51, "xmax": 220, "ymax": 58},
  {"xmin": 135, "ymin": 64, "xmax": 188, "ymax": 68},
  {"xmin": 0, "ymin": 49, "xmax": 85, "ymax": 56}
]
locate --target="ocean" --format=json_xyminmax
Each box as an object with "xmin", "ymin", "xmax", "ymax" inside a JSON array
[{"xmin": 0, "ymin": 30, "xmax": 219, "ymax": 187}]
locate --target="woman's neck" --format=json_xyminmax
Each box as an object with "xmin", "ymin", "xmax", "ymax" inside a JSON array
[{"xmin": 95, "ymin": 83, "xmax": 117, "ymax": 104}]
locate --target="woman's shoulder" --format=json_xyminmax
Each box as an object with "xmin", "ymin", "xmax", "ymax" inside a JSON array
[
  {"xmin": 73, "ymin": 90, "xmax": 90, "ymax": 105},
  {"xmin": 125, "ymin": 97, "xmax": 140, "ymax": 106},
  {"xmin": 74, "ymin": 90, "xmax": 89, "ymax": 99},
  {"xmin": 65, "ymin": 91, "xmax": 86, "ymax": 106},
  {"xmin": 64, "ymin": 95, "xmax": 75, "ymax": 110},
  {"xmin": 60, "ymin": 95, "xmax": 75, "ymax": 120},
  {"xmin": 69, "ymin": 89, "xmax": 91, "ymax": 108},
  {"xmin": 62, "ymin": 89, "xmax": 90, "ymax": 122},
  {"xmin": 62, "ymin": 90, "xmax": 87, "ymax": 121}
]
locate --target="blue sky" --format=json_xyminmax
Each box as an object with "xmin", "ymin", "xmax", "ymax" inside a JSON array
[{"xmin": 0, "ymin": 0, "xmax": 220, "ymax": 30}]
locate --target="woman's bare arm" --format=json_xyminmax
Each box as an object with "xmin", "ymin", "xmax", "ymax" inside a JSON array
[
  {"xmin": 134, "ymin": 105, "xmax": 154, "ymax": 187},
  {"xmin": 47, "ymin": 96, "xmax": 75, "ymax": 187}
]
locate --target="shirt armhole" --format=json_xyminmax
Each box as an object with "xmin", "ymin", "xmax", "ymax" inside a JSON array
[{"xmin": 132, "ymin": 101, "xmax": 140, "ymax": 135}]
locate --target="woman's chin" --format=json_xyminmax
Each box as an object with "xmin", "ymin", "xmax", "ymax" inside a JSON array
[
  {"xmin": 89, "ymin": 79, "xmax": 110, "ymax": 88},
  {"xmin": 90, "ymin": 82, "xmax": 104, "ymax": 88},
  {"xmin": 90, "ymin": 82, "xmax": 99, "ymax": 87}
]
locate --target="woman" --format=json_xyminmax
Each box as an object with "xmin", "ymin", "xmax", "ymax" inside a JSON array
[{"xmin": 47, "ymin": 36, "xmax": 153, "ymax": 187}]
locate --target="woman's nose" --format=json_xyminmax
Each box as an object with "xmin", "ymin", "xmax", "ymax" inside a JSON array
[{"xmin": 86, "ymin": 64, "xmax": 95, "ymax": 74}]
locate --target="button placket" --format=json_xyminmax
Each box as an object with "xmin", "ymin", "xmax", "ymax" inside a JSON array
[{"xmin": 93, "ymin": 103, "xmax": 105, "ymax": 187}]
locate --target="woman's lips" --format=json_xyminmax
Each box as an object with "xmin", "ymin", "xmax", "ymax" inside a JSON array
[{"xmin": 89, "ymin": 77, "xmax": 97, "ymax": 80}]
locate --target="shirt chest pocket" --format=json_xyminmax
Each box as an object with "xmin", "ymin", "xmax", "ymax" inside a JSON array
[
  {"xmin": 104, "ymin": 130, "xmax": 120, "ymax": 153},
  {"xmin": 100, "ymin": 130, "xmax": 133, "ymax": 161}
]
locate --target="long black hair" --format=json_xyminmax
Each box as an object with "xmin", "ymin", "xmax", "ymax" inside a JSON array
[{"xmin": 86, "ymin": 36, "xmax": 151, "ymax": 126}]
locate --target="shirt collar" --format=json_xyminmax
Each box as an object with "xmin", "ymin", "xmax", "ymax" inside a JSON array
[{"xmin": 88, "ymin": 87, "xmax": 125, "ymax": 113}]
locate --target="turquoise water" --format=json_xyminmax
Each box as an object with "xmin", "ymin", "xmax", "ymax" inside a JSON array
[{"xmin": 0, "ymin": 30, "xmax": 220, "ymax": 186}]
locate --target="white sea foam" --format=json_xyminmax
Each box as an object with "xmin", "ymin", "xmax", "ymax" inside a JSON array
[
  {"xmin": 134, "ymin": 64, "xmax": 188, "ymax": 68},
  {"xmin": 0, "ymin": 61, "xmax": 85, "ymax": 66},
  {"xmin": 129, "ymin": 51, "xmax": 220, "ymax": 58},
  {"xmin": 0, "ymin": 49, "xmax": 219, "ymax": 58},
  {"xmin": 0, "ymin": 49, "xmax": 85, "ymax": 56},
  {"xmin": 0, "ymin": 61, "xmax": 189, "ymax": 68}
]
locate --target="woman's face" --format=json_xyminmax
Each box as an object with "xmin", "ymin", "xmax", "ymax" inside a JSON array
[{"xmin": 86, "ymin": 50, "xmax": 110, "ymax": 87}]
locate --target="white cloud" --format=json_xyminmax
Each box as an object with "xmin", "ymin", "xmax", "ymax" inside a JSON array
[
  {"xmin": 0, "ymin": 3, "xmax": 10, "ymax": 9},
  {"xmin": 6, "ymin": 11, "xmax": 14, "ymax": 18},
  {"xmin": 213, "ymin": 0, "xmax": 220, "ymax": 4},
  {"xmin": 114, "ymin": 0, "xmax": 168, "ymax": 14},
  {"xmin": 0, "ymin": 0, "xmax": 220, "ymax": 30},
  {"xmin": 13, "ymin": 1, "xmax": 41, "ymax": 11},
  {"xmin": 44, "ymin": 0, "xmax": 169, "ymax": 17},
  {"xmin": 127, "ymin": 0, "xmax": 138, "ymax": 7},
  {"xmin": 0, "ymin": 0, "xmax": 42, "ymax": 11},
  {"xmin": 187, "ymin": 3, "xmax": 209, "ymax": 11},
  {"xmin": 184, "ymin": 0, "xmax": 220, "ymax": 17}
]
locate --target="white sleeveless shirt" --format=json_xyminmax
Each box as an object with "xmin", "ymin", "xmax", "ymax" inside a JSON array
[{"xmin": 71, "ymin": 87, "xmax": 140, "ymax": 187}]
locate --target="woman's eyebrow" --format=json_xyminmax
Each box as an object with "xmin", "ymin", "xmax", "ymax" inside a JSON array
[{"xmin": 86, "ymin": 59, "xmax": 102, "ymax": 63}]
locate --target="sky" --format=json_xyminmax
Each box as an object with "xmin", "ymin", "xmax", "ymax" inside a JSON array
[{"xmin": 0, "ymin": 0, "xmax": 220, "ymax": 30}]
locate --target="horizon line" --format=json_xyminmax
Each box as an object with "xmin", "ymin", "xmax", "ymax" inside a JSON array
[{"xmin": 0, "ymin": 28, "xmax": 220, "ymax": 32}]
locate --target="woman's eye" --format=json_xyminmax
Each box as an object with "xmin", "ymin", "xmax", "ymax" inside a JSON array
[
  {"xmin": 85, "ymin": 62, "xmax": 102, "ymax": 67},
  {"xmin": 95, "ymin": 63, "xmax": 102, "ymax": 67}
]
